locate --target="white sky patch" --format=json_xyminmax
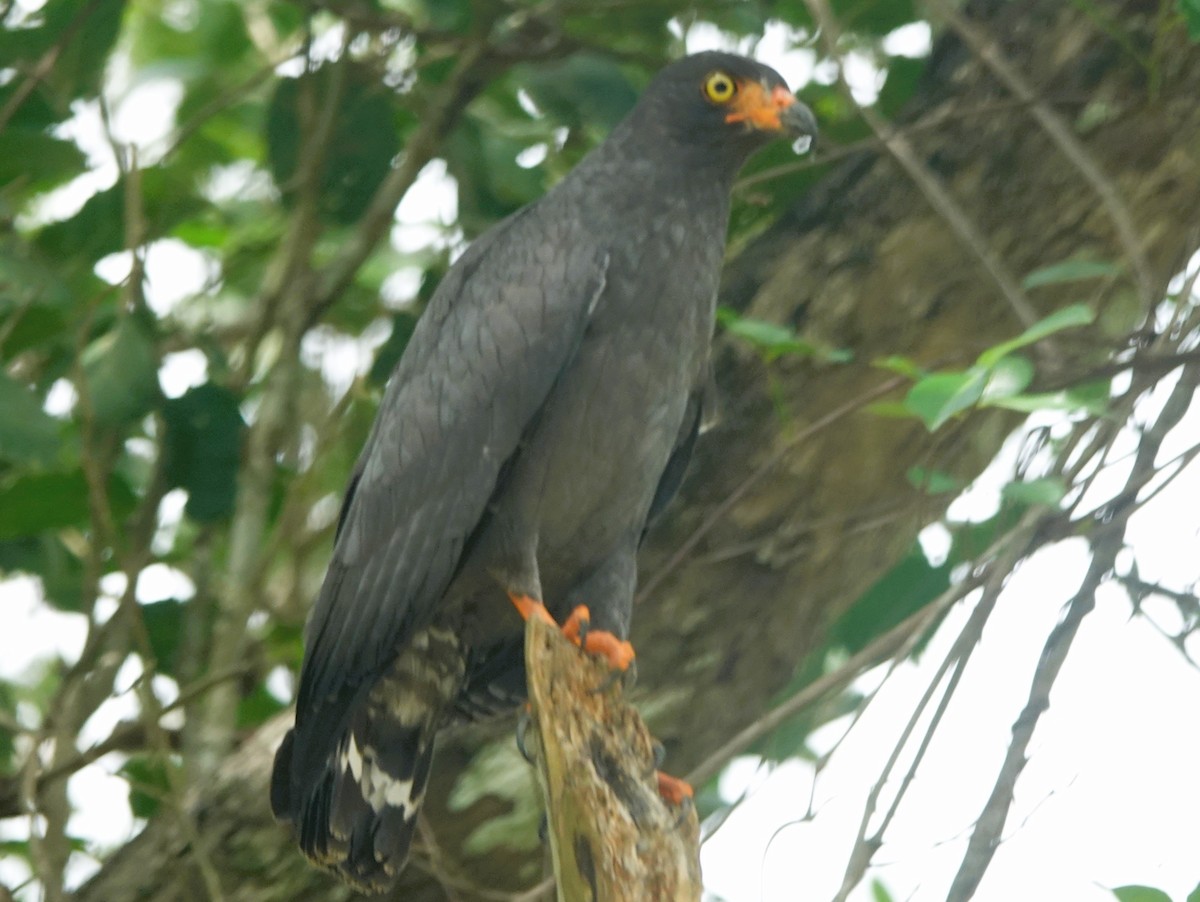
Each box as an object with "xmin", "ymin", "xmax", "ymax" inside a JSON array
[
  {"xmin": 393, "ymin": 158, "xmax": 458, "ymax": 253},
  {"xmin": 0, "ymin": 578, "xmax": 88, "ymax": 679},
  {"xmin": 68, "ymin": 758, "xmax": 136, "ymax": 851},
  {"xmin": 266, "ymin": 664, "xmax": 295, "ymax": 704},
  {"xmin": 841, "ymin": 51, "xmax": 885, "ymax": 105},
  {"xmin": 883, "ymin": 21, "xmax": 933, "ymax": 58},
  {"xmin": 276, "ymin": 19, "xmax": 344, "ymax": 78},
  {"xmin": 1167, "ymin": 247, "xmax": 1200, "ymax": 297},
  {"xmin": 300, "ymin": 320, "xmax": 392, "ymax": 396},
  {"xmin": 21, "ymin": 100, "xmax": 117, "ymax": 227},
  {"xmin": 705, "ymin": 401, "xmax": 1200, "ymax": 901},
  {"xmin": 94, "ymin": 249, "xmax": 134, "ymax": 288},
  {"xmin": 152, "ymin": 489, "xmax": 188, "ymax": 557},
  {"xmin": 159, "ymin": 349, "xmax": 209, "ymax": 399},
  {"xmin": 204, "ymin": 160, "xmax": 278, "ymax": 204},
  {"xmin": 381, "ymin": 267, "xmax": 423, "ymax": 308},
  {"xmin": 516, "ymin": 142, "xmax": 548, "ymax": 169},
  {"xmin": 917, "ymin": 520, "xmax": 952, "ymax": 565},
  {"xmin": 44, "ymin": 377, "xmax": 78, "ymax": 416},
  {"xmin": 143, "ymin": 239, "xmax": 220, "ymax": 315},
  {"xmin": 134, "ymin": 564, "xmax": 195, "ymax": 603},
  {"xmin": 516, "ymin": 88, "xmax": 541, "ymax": 117},
  {"xmin": 108, "ymin": 78, "xmax": 183, "ymax": 153},
  {"xmin": 753, "ymin": 21, "xmax": 818, "ymax": 89},
  {"xmin": 307, "ymin": 492, "xmax": 342, "ymax": 534},
  {"xmin": 99, "ymin": 571, "xmax": 128, "ymax": 600}
]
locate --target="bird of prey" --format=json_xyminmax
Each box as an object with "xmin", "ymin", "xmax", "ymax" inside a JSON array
[{"xmin": 271, "ymin": 50, "xmax": 816, "ymax": 892}]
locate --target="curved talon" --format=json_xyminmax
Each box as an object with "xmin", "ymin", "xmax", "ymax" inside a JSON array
[
  {"xmin": 515, "ymin": 705, "xmax": 534, "ymax": 764},
  {"xmin": 651, "ymin": 739, "xmax": 666, "ymax": 770}
]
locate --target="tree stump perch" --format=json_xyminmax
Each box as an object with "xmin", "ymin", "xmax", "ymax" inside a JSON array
[{"xmin": 523, "ymin": 616, "xmax": 702, "ymax": 901}]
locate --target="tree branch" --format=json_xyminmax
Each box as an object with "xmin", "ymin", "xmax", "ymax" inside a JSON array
[{"xmin": 523, "ymin": 617, "xmax": 701, "ymax": 901}]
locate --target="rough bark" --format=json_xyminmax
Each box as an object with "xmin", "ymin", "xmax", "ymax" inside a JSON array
[
  {"xmin": 76, "ymin": 2, "xmax": 1200, "ymax": 900},
  {"xmin": 523, "ymin": 617, "xmax": 701, "ymax": 902}
]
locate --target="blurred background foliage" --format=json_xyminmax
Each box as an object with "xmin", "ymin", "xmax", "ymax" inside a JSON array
[{"xmin": 2, "ymin": 0, "xmax": 1199, "ymax": 900}]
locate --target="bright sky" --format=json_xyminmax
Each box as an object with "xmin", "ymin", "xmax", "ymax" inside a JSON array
[{"xmin": 4, "ymin": 10, "xmax": 1199, "ymax": 902}]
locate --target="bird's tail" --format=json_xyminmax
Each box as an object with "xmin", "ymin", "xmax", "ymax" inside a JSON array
[{"xmin": 271, "ymin": 626, "xmax": 466, "ymax": 894}]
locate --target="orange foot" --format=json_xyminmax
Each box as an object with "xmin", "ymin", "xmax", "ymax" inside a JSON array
[
  {"xmin": 508, "ymin": 594, "xmax": 635, "ymax": 672},
  {"xmin": 656, "ymin": 770, "xmax": 694, "ymax": 807}
]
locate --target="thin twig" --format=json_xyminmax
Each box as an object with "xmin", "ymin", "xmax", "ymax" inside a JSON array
[
  {"xmin": 637, "ymin": 375, "xmax": 905, "ymax": 604},
  {"xmin": 945, "ymin": 546, "xmax": 1112, "ymax": 901},
  {"xmin": 308, "ymin": 38, "xmax": 493, "ymax": 325},
  {"xmin": 831, "ymin": 526, "xmax": 1033, "ymax": 901},
  {"xmin": 686, "ymin": 566, "xmax": 980, "ymax": 788},
  {"xmin": 0, "ymin": 0, "xmax": 106, "ymax": 136}
]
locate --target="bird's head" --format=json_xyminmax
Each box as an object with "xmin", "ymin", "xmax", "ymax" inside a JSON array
[{"xmin": 631, "ymin": 51, "xmax": 818, "ymax": 173}]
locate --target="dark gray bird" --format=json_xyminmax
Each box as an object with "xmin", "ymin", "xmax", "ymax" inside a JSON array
[{"xmin": 271, "ymin": 50, "xmax": 816, "ymax": 893}]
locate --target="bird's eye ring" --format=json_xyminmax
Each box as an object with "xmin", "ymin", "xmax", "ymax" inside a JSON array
[{"xmin": 703, "ymin": 71, "xmax": 737, "ymax": 104}]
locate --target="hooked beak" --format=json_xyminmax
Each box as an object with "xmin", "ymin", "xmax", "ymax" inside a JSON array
[{"xmin": 725, "ymin": 82, "xmax": 818, "ymax": 152}]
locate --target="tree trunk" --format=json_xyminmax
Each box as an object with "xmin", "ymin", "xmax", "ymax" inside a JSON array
[{"xmin": 77, "ymin": 1, "xmax": 1200, "ymax": 899}]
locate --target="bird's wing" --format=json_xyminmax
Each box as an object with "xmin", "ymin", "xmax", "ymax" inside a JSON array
[
  {"xmin": 295, "ymin": 208, "xmax": 608, "ymax": 739},
  {"xmin": 643, "ymin": 380, "xmax": 707, "ymax": 537}
]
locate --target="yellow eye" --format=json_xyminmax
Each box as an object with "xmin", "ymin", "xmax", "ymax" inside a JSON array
[{"xmin": 703, "ymin": 71, "xmax": 737, "ymax": 104}]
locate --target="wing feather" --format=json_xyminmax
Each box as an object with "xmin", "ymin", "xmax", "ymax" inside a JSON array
[{"xmin": 290, "ymin": 207, "xmax": 608, "ymax": 785}]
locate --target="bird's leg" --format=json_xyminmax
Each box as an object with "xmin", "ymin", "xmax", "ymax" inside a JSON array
[
  {"xmin": 507, "ymin": 594, "xmax": 635, "ymax": 672},
  {"xmin": 508, "ymin": 593, "xmax": 558, "ymax": 628}
]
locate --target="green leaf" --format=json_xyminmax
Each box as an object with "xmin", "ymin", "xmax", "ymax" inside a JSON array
[
  {"xmin": 717, "ymin": 308, "xmax": 850, "ymax": 362},
  {"xmin": 0, "ymin": 371, "xmax": 61, "ymax": 465},
  {"xmin": 0, "ymin": 680, "xmax": 17, "ymax": 763},
  {"xmin": 1112, "ymin": 887, "xmax": 1174, "ymax": 902},
  {"xmin": 865, "ymin": 400, "xmax": 914, "ymax": 418},
  {"xmin": 237, "ymin": 682, "xmax": 287, "ymax": 729},
  {"xmin": 1001, "ymin": 477, "xmax": 1066, "ymax": 507},
  {"xmin": 121, "ymin": 754, "xmax": 172, "ymax": 819},
  {"xmin": 0, "ymin": 472, "xmax": 90, "ymax": 539},
  {"xmin": 522, "ymin": 53, "xmax": 639, "ymax": 132},
  {"xmin": 830, "ymin": 549, "xmax": 952, "ymax": 652},
  {"xmin": 904, "ymin": 368, "xmax": 987, "ymax": 430},
  {"xmin": 80, "ymin": 317, "xmax": 161, "ymax": 426},
  {"xmin": 871, "ymin": 880, "xmax": 897, "ymax": 902},
  {"xmin": 266, "ymin": 63, "xmax": 402, "ymax": 225},
  {"xmin": 140, "ymin": 599, "xmax": 186, "ymax": 675},
  {"xmin": 876, "ymin": 55, "xmax": 926, "ymax": 118},
  {"xmin": 1022, "ymin": 259, "xmax": 1121, "ymax": 290},
  {"xmin": 987, "ymin": 381, "xmax": 1111, "ymax": 416},
  {"xmin": 43, "ymin": 0, "xmax": 126, "ymax": 102},
  {"xmin": 0, "ymin": 129, "xmax": 87, "ymax": 194},
  {"xmin": 0, "ymin": 535, "xmax": 86, "ymax": 611},
  {"xmin": 906, "ymin": 466, "xmax": 960, "ymax": 495},
  {"xmin": 977, "ymin": 304, "xmax": 1095, "ymax": 367},
  {"xmin": 369, "ymin": 312, "xmax": 421, "ymax": 385},
  {"xmin": 980, "ymin": 355, "xmax": 1034, "ymax": 402},
  {"xmin": 163, "ymin": 383, "xmax": 244, "ymax": 522},
  {"xmin": 1178, "ymin": 0, "xmax": 1200, "ymax": 40},
  {"xmin": 1185, "ymin": 881, "xmax": 1200, "ymax": 902},
  {"xmin": 874, "ymin": 355, "xmax": 924, "ymax": 379}
]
